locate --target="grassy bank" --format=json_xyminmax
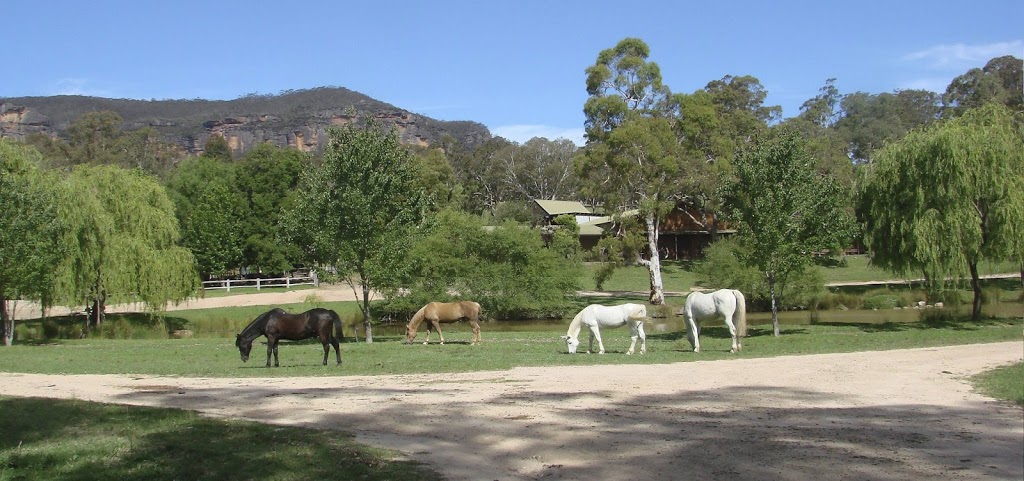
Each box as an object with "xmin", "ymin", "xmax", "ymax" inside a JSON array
[{"xmin": 2, "ymin": 318, "xmax": 1020, "ymax": 377}]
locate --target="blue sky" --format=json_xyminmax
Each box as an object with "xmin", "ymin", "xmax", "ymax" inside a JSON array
[{"xmin": 3, "ymin": 0, "xmax": 1021, "ymax": 145}]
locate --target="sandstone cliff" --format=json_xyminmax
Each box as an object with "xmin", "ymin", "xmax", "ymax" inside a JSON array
[{"xmin": 0, "ymin": 87, "xmax": 492, "ymax": 155}]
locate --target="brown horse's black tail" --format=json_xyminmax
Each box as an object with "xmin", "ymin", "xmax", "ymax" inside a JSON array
[{"xmin": 332, "ymin": 310, "xmax": 344, "ymax": 342}]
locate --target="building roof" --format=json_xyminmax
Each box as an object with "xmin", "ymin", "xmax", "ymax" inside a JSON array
[{"xmin": 533, "ymin": 200, "xmax": 592, "ymax": 216}]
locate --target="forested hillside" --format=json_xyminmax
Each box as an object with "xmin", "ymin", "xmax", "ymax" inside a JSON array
[{"xmin": 0, "ymin": 87, "xmax": 492, "ymax": 155}]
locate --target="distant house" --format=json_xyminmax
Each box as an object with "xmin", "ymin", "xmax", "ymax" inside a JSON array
[
  {"xmin": 531, "ymin": 200, "xmax": 602, "ymax": 225},
  {"xmin": 576, "ymin": 204, "xmax": 735, "ymax": 260}
]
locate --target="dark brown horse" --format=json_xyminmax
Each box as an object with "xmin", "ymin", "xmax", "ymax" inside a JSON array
[
  {"xmin": 405, "ymin": 301, "xmax": 481, "ymax": 345},
  {"xmin": 235, "ymin": 308, "xmax": 344, "ymax": 367}
]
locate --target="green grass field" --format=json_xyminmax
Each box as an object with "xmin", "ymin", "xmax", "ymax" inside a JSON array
[{"xmin": 2, "ymin": 255, "xmax": 1020, "ymax": 480}]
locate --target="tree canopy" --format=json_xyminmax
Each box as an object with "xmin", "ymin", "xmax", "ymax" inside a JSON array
[
  {"xmin": 722, "ymin": 129, "xmax": 856, "ymax": 335},
  {"xmin": 287, "ymin": 122, "xmax": 426, "ymax": 342},
  {"xmin": 859, "ymin": 103, "xmax": 1024, "ymax": 319},
  {"xmin": 0, "ymin": 141, "xmax": 66, "ymax": 345},
  {"xmin": 53, "ymin": 165, "xmax": 198, "ymax": 326}
]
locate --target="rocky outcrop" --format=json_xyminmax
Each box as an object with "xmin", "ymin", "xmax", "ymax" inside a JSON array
[{"xmin": 0, "ymin": 87, "xmax": 492, "ymax": 155}]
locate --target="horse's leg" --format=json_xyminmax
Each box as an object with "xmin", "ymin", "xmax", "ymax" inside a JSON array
[
  {"xmin": 432, "ymin": 320, "xmax": 445, "ymax": 345},
  {"xmin": 724, "ymin": 313, "xmax": 739, "ymax": 353},
  {"xmin": 265, "ymin": 338, "xmax": 274, "ymax": 367},
  {"xmin": 627, "ymin": 322, "xmax": 638, "ymax": 355},
  {"xmin": 470, "ymin": 319, "xmax": 481, "ymax": 345},
  {"xmin": 331, "ymin": 337, "xmax": 341, "ymax": 365},
  {"xmin": 588, "ymin": 325, "xmax": 605, "ymax": 354},
  {"xmin": 637, "ymin": 320, "xmax": 647, "ymax": 354},
  {"xmin": 686, "ymin": 313, "xmax": 701, "ymax": 353},
  {"xmin": 321, "ymin": 340, "xmax": 330, "ymax": 366}
]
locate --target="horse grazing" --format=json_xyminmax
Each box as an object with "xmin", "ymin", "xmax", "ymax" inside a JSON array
[
  {"xmin": 682, "ymin": 289, "xmax": 747, "ymax": 353},
  {"xmin": 562, "ymin": 303, "xmax": 648, "ymax": 355},
  {"xmin": 235, "ymin": 307, "xmax": 344, "ymax": 367},
  {"xmin": 405, "ymin": 301, "xmax": 482, "ymax": 345}
]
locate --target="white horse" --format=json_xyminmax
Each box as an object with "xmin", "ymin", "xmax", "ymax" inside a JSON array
[
  {"xmin": 682, "ymin": 289, "xmax": 747, "ymax": 353},
  {"xmin": 562, "ymin": 303, "xmax": 648, "ymax": 355}
]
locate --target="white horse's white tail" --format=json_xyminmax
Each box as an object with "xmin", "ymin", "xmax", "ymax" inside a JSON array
[{"xmin": 732, "ymin": 289, "xmax": 747, "ymax": 337}]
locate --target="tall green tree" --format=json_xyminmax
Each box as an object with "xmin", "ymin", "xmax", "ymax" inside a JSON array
[
  {"xmin": 672, "ymin": 74, "xmax": 780, "ymax": 238},
  {"xmin": 287, "ymin": 122, "xmax": 426, "ymax": 342},
  {"xmin": 943, "ymin": 55, "xmax": 1023, "ymax": 117},
  {"xmin": 722, "ymin": 129, "xmax": 856, "ymax": 335},
  {"xmin": 235, "ymin": 143, "xmax": 307, "ymax": 274},
  {"xmin": 859, "ymin": 104, "xmax": 1024, "ymax": 319},
  {"xmin": 579, "ymin": 37, "xmax": 680, "ymax": 305},
  {"xmin": 165, "ymin": 156, "xmax": 246, "ymax": 279},
  {"xmin": 0, "ymin": 141, "xmax": 65, "ymax": 345},
  {"xmin": 835, "ymin": 89, "xmax": 941, "ymax": 163},
  {"xmin": 492, "ymin": 137, "xmax": 580, "ymax": 201},
  {"xmin": 54, "ymin": 165, "xmax": 198, "ymax": 328}
]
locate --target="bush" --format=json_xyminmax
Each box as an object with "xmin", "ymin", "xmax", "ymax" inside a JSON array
[
  {"xmin": 863, "ymin": 294, "xmax": 904, "ymax": 310},
  {"xmin": 394, "ymin": 210, "xmax": 582, "ymax": 320}
]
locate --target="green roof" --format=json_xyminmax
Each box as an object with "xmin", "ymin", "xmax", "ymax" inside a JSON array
[{"xmin": 533, "ymin": 200, "xmax": 592, "ymax": 216}]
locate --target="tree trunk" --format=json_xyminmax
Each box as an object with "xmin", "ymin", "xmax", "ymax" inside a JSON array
[
  {"xmin": 768, "ymin": 271, "xmax": 780, "ymax": 337},
  {"xmin": 644, "ymin": 212, "xmax": 665, "ymax": 305},
  {"xmin": 969, "ymin": 261, "xmax": 982, "ymax": 321},
  {"xmin": 362, "ymin": 283, "xmax": 373, "ymax": 343},
  {"xmin": 1, "ymin": 297, "xmax": 12, "ymax": 347}
]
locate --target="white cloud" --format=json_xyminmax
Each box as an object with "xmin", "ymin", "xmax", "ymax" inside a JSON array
[
  {"xmin": 899, "ymin": 77, "xmax": 953, "ymax": 93},
  {"xmin": 490, "ymin": 124, "xmax": 586, "ymax": 146},
  {"xmin": 51, "ymin": 78, "xmax": 115, "ymax": 97},
  {"xmin": 903, "ymin": 40, "xmax": 1024, "ymax": 70}
]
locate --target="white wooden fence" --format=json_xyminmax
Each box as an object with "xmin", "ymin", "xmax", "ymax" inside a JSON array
[{"xmin": 201, "ymin": 271, "xmax": 318, "ymax": 292}]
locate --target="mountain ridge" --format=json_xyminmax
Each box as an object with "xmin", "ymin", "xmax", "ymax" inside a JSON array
[{"xmin": 0, "ymin": 86, "xmax": 492, "ymax": 155}]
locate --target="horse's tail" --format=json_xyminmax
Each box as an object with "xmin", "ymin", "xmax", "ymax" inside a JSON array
[
  {"xmin": 732, "ymin": 290, "xmax": 747, "ymax": 337},
  {"xmin": 332, "ymin": 310, "xmax": 344, "ymax": 341}
]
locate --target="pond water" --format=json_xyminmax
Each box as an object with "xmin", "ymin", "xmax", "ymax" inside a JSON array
[{"xmin": 371, "ymin": 302, "xmax": 1022, "ymax": 337}]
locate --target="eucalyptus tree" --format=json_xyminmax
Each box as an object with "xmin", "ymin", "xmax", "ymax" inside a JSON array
[
  {"xmin": 54, "ymin": 165, "xmax": 198, "ymax": 328},
  {"xmin": 672, "ymin": 75, "xmax": 780, "ymax": 237},
  {"xmin": 859, "ymin": 104, "xmax": 1024, "ymax": 319},
  {"xmin": 286, "ymin": 122, "xmax": 426, "ymax": 342},
  {"xmin": 722, "ymin": 129, "xmax": 856, "ymax": 335},
  {"xmin": 493, "ymin": 137, "xmax": 580, "ymax": 201},
  {"xmin": 578, "ymin": 37, "xmax": 679, "ymax": 304},
  {"xmin": 0, "ymin": 141, "xmax": 65, "ymax": 345},
  {"xmin": 943, "ymin": 55, "xmax": 1023, "ymax": 117},
  {"xmin": 835, "ymin": 89, "xmax": 941, "ymax": 163}
]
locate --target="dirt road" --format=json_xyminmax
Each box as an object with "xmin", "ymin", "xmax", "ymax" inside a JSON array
[{"xmin": 2, "ymin": 342, "xmax": 1021, "ymax": 480}]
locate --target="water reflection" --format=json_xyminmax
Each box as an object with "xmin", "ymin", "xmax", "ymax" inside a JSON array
[{"xmin": 374, "ymin": 302, "xmax": 1022, "ymax": 336}]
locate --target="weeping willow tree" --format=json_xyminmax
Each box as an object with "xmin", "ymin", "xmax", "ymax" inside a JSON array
[
  {"xmin": 53, "ymin": 165, "xmax": 198, "ymax": 327},
  {"xmin": 860, "ymin": 104, "xmax": 1024, "ymax": 320},
  {"xmin": 0, "ymin": 141, "xmax": 65, "ymax": 346}
]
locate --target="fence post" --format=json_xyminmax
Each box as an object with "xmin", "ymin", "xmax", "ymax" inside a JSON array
[
  {"xmin": 257, "ymin": 278, "xmax": 262, "ymax": 290},
  {"xmin": 226, "ymin": 279, "xmax": 231, "ymax": 292},
  {"xmin": 286, "ymin": 277, "xmax": 291, "ymax": 288}
]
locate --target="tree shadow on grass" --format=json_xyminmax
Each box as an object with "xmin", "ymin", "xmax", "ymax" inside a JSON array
[{"xmin": 0, "ymin": 397, "xmax": 440, "ymax": 481}]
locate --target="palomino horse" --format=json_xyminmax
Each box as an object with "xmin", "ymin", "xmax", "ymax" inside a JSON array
[
  {"xmin": 235, "ymin": 308, "xmax": 344, "ymax": 367},
  {"xmin": 562, "ymin": 303, "xmax": 648, "ymax": 354},
  {"xmin": 405, "ymin": 301, "xmax": 482, "ymax": 345},
  {"xmin": 682, "ymin": 289, "xmax": 747, "ymax": 353}
]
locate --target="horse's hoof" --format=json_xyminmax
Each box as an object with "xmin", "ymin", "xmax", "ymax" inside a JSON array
[{"xmin": 422, "ymin": 342, "xmax": 428, "ymax": 345}]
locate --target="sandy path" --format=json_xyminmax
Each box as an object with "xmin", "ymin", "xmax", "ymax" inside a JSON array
[{"xmin": 2, "ymin": 342, "xmax": 1022, "ymax": 480}]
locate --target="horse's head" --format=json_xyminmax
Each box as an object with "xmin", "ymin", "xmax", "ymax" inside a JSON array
[
  {"xmin": 235, "ymin": 334, "xmax": 252, "ymax": 362},
  {"xmin": 561, "ymin": 335, "xmax": 580, "ymax": 354},
  {"xmin": 404, "ymin": 324, "xmax": 417, "ymax": 344}
]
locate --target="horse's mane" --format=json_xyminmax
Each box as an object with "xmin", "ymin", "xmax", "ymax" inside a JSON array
[
  {"xmin": 407, "ymin": 304, "xmax": 428, "ymax": 329},
  {"xmin": 238, "ymin": 308, "xmax": 283, "ymax": 341},
  {"xmin": 565, "ymin": 306, "xmax": 589, "ymax": 339}
]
